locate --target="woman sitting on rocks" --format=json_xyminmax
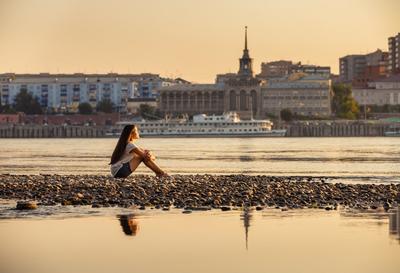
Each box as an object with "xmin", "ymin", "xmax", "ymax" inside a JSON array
[{"xmin": 110, "ymin": 124, "xmax": 169, "ymax": 178}]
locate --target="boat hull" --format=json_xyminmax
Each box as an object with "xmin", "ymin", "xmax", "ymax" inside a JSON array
[{"xmin": 136, "ymin": 130, "xmax": 287, "ymax": 138}]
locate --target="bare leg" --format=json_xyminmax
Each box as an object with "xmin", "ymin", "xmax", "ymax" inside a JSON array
[
  {"xmin": 129, "ymin": 154, "xmax": 144, "ymax": 172},
  {"xmin": 143, "ymin": 158, "xmax": 165, "ymax": 175},
  {"xmin": 130, "ymin": 154, "xmax": 166, "ymax": 176}
]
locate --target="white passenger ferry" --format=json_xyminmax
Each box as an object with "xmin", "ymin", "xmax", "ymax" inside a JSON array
[{"xmin": 114, "ymin": 112, "xmax": 286, "ymax": 137}]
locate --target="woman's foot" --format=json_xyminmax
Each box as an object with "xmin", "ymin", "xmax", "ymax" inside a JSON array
[{"xmin": 156, "ymin": 171, "xmax": 171, "ymax": 179}]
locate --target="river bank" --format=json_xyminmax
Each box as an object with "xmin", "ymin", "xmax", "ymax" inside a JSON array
[
  {"xmin": 0, "ymin": 174, "xmax": 399, "ymax": 211},
  {"xmin": 0, "ymin": 120, "xmax": 396, "ymax": 138}
]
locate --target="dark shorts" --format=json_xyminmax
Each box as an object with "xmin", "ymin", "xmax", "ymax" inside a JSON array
[{"xmin": 114, "ymin": 162, "xmax": 132, "ymax": 178}]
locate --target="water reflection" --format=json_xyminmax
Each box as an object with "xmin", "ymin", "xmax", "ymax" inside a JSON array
[
  {"xmin": 239, "ymin": 155, "xmax": 256, "ymax": 162},
  {"xmin": 112, "ymin": 207, "xmax": 400, "ymax": 246},
  {"xmin": 240, "ymin": 206, "xmax": 253, "ymax": 250},
  {"xmin": 118, "ymin": 214, "xmax": 140, "ymax": 236},
  {"xmin": 389, "ymin": 206, "xmax": 400, "ymax": 243}
]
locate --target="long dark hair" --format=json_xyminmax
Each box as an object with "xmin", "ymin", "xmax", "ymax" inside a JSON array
[{"xmin": 110, "ymin": 124, "xmax": 135, "ymax": 165}]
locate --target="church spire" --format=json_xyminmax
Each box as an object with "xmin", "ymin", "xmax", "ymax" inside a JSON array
[
  {"xmin": 238, "ymin": 26, "xmax": 253, "ymax": 77},
  {"xmin": 245, "ymin": 26, "xmax": 248, "ymax": 51}
]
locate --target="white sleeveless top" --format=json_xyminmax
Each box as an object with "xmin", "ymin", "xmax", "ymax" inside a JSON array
[{"xmin": 110, "ymin": 142, "xmax": 138, "ymax": 177}]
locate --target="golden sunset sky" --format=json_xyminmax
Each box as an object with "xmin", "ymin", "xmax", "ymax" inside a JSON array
[{"xmin": 0, "ymin": 0, "xmax": 399, "ymax": 82}]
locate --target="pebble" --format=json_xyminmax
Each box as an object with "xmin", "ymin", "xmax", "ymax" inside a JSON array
[
  {"xmin": 76, "ymin": 193, "xmax": 84, "ymax": 199},
  {"xmin": 0, "ymin": 174, "xmax": 398, "ymax": 211},
  {"xmin": 16, "ymin": 201, "xmax": 37, "ymax": 210},
  {"xmin": 182, "ymin": 210, "xmax": 192, "ymax": 214}
]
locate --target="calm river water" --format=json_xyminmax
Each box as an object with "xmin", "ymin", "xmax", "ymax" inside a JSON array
[
  {"xmin": 0, "ymin": 137, "xmax": 399, "ymax": 183},
  {"xmin": 0, "ymin": 203, "xmax": 399, "ymax": 273},
  {"xmin": 1, "ymin": 137, "xmax": 400, "ymax": 273}
]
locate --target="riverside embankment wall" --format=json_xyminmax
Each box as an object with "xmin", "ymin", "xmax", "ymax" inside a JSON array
[
  {"xmin": 285, "ymin": 121, "xmax": 392, "ymax": 137},
  {"xmin": 0, "ymin": 121, "xmax": 396, "ymax": 138},
  {"xmin": 0, "ymin": 125, "xmax": 109, "ymax": 138}
]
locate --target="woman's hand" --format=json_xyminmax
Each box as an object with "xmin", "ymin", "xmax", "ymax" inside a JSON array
[{"xmin": 144, "ymin": 150, "xmax": 156, "ymax": 161}]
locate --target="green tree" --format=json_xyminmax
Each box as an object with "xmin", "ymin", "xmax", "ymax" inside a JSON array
[
  {"xmin": 78, "ymin": 102, "xmax": 93, "ymax": 115},
  {"xmin": 138, "ymin": 104, "xmax": 162, "ymax": 120},
  {"xmin": 138, "ymin": 104, "xmax": 155, "ymax": 119},
  {"xmin": 332, "ymin": 83, "xmax": 359, "ymax": 119},
  {"xmin": 280, "ymin": 108, "xmax": 293, "ymax": 122},
  {"xmin": 96, "ymin": 98, "xmax": 114, "ymax": 113},
  {"xmin": 14, "ymin": 90, "xmax": 43, "ymax": 114}
]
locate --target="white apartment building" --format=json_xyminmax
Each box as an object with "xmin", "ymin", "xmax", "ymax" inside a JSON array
[
  {"xmin": 0, "ymin": 74, "xmax": 136, "ymax": 112},
  {"xmin": 0, "ymin": 73, "xmax": 179, "ymax": 112}
]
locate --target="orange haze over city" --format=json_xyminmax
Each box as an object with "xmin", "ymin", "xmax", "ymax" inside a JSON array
[{"xmin": 0, "ymin": 0, "xmax": 399, "ymax": 82}]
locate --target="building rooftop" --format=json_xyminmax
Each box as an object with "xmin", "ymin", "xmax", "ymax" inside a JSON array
[
  {"xmin": 158, "ymin": 84, "xmax": 224, "ymax": 91},
  {"xmin": 0, "ymin": 73, "xmax": 185, "ymax": 86},
  {"xmin": 0, "ymin": 72, "xmax": 161, "ymax": 79}
]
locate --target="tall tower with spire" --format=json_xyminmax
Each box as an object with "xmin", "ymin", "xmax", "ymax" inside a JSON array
[{"xmin": 238, "ymin": 26, "xmax": 253, "ymax": 78}]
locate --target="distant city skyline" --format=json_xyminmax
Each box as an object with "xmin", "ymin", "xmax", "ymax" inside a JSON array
[{"xmin": 0, "ymin": 0, "xmax": 399, "ymax": 83}]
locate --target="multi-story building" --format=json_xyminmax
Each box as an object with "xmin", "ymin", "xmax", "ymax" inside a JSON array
[
  {"xmin": 135, "ymin": 73, "xmax": 178, "ymax": 98},
  {"xmin": 159, "ymin": 27, "xmax": 262, "ymax": 119},
  {"xmin": 292, "ymin": 64, "xmax": 330, "ymax": 75},
  {"xmin": 352, "ymin": 75, "xmax": 400, "ymax": 106},
  {"xmin": 158, "ymin": 84, "xmax": 226, "ymax": 115},
  {"xmin": 339, "ymin": 54, "xmax": 367, "ymax": 83},
  {"xmin": 354, "ymin": 50, "xmax": 388, "ymax": 87},
  {"xmin": 258, "ymin": 60, "xmax": 292, "ymax": 79},
  {"xmin": 0, "ymin": 73, "xmax": 180, "ymax": 113},
  {"xmin": 258, "ymin": 61, "xmax": 330, "ymax": 79},
  {"xmin": 388, "ymin": 33, "xmax": 400, "ymax": 75},
  {"xmin": 158, "ymin": 27, "xmax": 331, "ymax": 119},
  {"xmin": 339, "ymin": 49, "xmax": 388, "ymax": 86},
  {"xmin": 261, "ymin": 74, "xmax": 331, "ymax": 117},
  {"xmin": 0, "ymin": 73, "xmax": 136, "ymax": 113}
]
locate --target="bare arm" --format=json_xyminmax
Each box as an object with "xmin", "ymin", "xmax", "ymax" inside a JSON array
[{"xmin": 130, "ymin": 147, "xmax": 155, "ymax": 160}]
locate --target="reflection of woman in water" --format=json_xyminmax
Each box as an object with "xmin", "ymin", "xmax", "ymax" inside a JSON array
[
  {"xmin": 109, "ymin": 124, "xmax": 169, "ymax": 178},
  {"xmin": 119, "ymin": 214, "xmax": 140, "ymax": 236}
]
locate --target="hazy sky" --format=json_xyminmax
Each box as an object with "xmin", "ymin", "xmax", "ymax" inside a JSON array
[{"xmin": 0, "ymin": 0, "xmax": 399, "ymax": 82}]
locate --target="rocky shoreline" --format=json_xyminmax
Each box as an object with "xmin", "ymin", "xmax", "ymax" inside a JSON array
[{"xmin": 0, "ymin": 174, "xmax": 399, "ymax": 211}]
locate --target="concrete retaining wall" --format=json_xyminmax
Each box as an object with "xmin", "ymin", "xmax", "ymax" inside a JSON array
[
  {"xmin": 285, "ymin": 122, "xmax": 391, "ymax": 137},
  {"xmin": 0, "ymin": 125, "xmax": 109, "ymax": 138}
]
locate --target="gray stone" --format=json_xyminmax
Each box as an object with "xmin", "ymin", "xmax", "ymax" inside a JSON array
[
  {"xmin": 182, "ymin": 210, "xmax": 192, "ymax": 214},
  {"xmin": 16, "ymin": 201, "xmax": 37, "ymax": 210}
]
